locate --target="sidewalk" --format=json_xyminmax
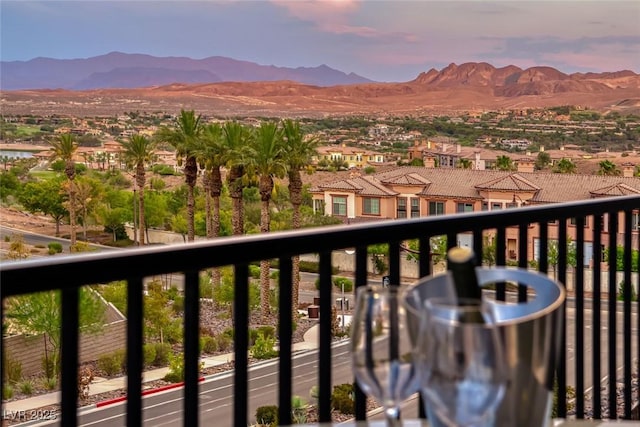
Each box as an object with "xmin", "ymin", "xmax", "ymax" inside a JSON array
[{"xmin": 3, "ymin": 323, "xmax": 320, "ymax": 414}]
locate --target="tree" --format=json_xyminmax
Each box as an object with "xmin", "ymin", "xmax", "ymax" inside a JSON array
[
  {"xmin": 18, "ymin": 177, "xmax": 67, "ymax": 236},
  {"xmin": 5, "ymin": 288, "xmax": 106, "ymax": 380},
  {"xmin": 553, "ymin": 158, "xmax": 577, "ymax": 174},
  {"xmin": 222, "ymin": 121, "xmax": 255, "ymax": 236},
  {"xmin": 458, "ymin": 158, "xmax": 472, "ymax": 169},
  {"xmin": 495, "ymin": 155, "xmax": 514, "ymax": 171},
  {"xmin": 281, "ymin": 119, "xmax": 319, "ymax": 318},
  {"xmin": 247, "ymin": 121, "xmax": 286, "ymax": 322},
  {"xmin": 155, "ymin": 110, "xmax": 203, "ymax": 241},
  {"xmin": 196, "ymin": 123, "xmax": 225, "ymax": 240},
  {"xmin": 72, "ymin": 178, "xmax": 101, "ymax": 241},
  {"xmin": 597, "ymin": 160, "xmax": 621, "ymax": 176},
  {"xmin": 49, "ymin": 133, "xmax": 79, "ymax": 245},
  {"xmin": 120, "ymin": 134, "xmax": 157, "ymax": 245},
  {"xmin": 535, "ymin": 152, "xmax": 551, "ymax": 170}
]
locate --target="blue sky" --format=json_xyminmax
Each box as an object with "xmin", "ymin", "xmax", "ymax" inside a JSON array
[{"xmin": 2, "ymin": 1, "xmax": 639, "ymax": 82}]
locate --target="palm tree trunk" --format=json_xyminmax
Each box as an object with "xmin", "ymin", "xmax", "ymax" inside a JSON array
[
  {"xmin": 289, "ymin": 170, "xmax": 303, "ymax": 320},
  {"xmin": 260, "ymin": 198, "xmax": 271, "ymax": 323},
  {"xmin": 203, "ymin": 171, "xmax": 213, "ymax": 238},
  {"xmin": 68, "ymin": 181, "xmax": 77, "ymax": 246},
  {"xmin": 139, "ymin": 187, "xmax": 146, "ymax": 245}
]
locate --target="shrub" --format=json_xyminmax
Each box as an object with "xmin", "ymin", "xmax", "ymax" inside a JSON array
[
  {"xmin": 249, "ymin": 264, "xmax": 261, "ymax": 279},
  {"xmin": 2, "ymin": 384, "xmax": 14, "ymax": 400},
  {"xmin": 257, "ymin": 325, "xmax": 275, "ymax": 339},
  {"xmin": 216, "ymin": 334, "xmax": 233, "ymax": 352},
  {"xmin": 47, "ymin": 242, "xmax": 63, "ymax": 255},
  {"xmin": 255, "ymin": 405, "xmax": 278, "ymax": 427},
  {"xmin": 152, "ymin": 164, "xmax": 178, "ymax": 176},
  {"xmin": 3, "ymin": 352, "xmax": 22, "ymax": 384},
  {"xmin": 143, "ymin": 344, "xmax": 157, "ymax": 368},
  {"xmin": 164, "ymin": 353, "xmax": 184, "ymax": 383},
  {"xmin": 18, "ymin": 379, "xmax": 34, "ymax": 395},
  {"xmin": 172, "ymin": 295, "xmax": 185, "ymax": 314},
  {"xmin": 154, "ymin": 343, "xmax": 172, "ymax": 366},
  {"xmin": 42, "ymin": 376, "xmax": 57, "ymax": 391},
  {"xmin": 331, "ymin": 383, "xmax": 355, "ymax": 414},
  {"xmin": 291, "ymin": 395, "xmax": 307, "ymax": 424},
  {"xmin": 201, "ymin": 336, "xmax": 218, "ymax": 354},
  {"xmin": 250, "ymin": 332, "xmax": 278, "ymax": 360},
  {"xmin": 333, "ymin": 277, "xmax": 353, "ymax": 293},
  {"xmin": 97, "ymin": 351, "xmax": 125, "ymax": 377}
]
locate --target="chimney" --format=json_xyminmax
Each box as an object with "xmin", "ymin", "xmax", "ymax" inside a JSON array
[
  {"xmin": 474, "ymin": 151, "xmax": 481, "ymax": 170},
  {"xmin": 622, "ymin": 162, "xmax": 635, "ymax": 178},
  {"xmin": 517, "ymin": 158, "xmax": 534, "ymax": 173},
  {"xmin": 456, "ymin": 144, "xmax": 461, "ymax": 154},
  {"xmin": 540, "ymin": 145, "xmax": 545, "ymax": 152},
  {"xmin": 424, "ymin": 154, "xmax": 436, "ymax": 168},
  {"xmin": 442, "ymin": 143, "xmax": 448, "ymax": 153},
  {"xmin": 427, "ymin": 140, "xmax": 432, "ymax": 150}
]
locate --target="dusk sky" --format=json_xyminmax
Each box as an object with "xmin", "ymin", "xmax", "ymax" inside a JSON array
[{"xmin": 2, "ymin": 1, "xmax": 639, "ymax": 82}]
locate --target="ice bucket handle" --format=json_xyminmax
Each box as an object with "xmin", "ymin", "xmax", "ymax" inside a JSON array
[{"xmin": 476, "ymin": 267, "xmax": 566, "ymax": 321}]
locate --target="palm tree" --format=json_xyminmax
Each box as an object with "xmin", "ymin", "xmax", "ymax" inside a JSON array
[
  {"xmin": 196, "ymin": 123, "xmax": 226, "ymax": 240},
  {"xmin": 282, "ymin": 119, "xmax": 319, "ymax": 317},
  {"xmin": 156, "ymin": 110, "xmax": 203, "ymax": 241},
  {"xmin": 49, "ymin": 133, "xmax": 78, "ymax": 245},
  {"xmin": 554, "ymin": 158, "xmax": 577, "ymax": 174},
  {"xmin": 222, "ymin": 121, "xmax": 254, "ymax": 236},
  {"xmin": 458, "ymin": 158, "xmax": 472, "ymax": 169},
  {"xmin": 597, "ymin": 160, "xmax": 621, "ymax": 176},
  {"xmin": 247, "ymin": 121, "xmax": 286, "ymax": 322},
  {"xmin": 495, "ymin": 155, "xmax": 514, "ymax": 171},
  {"xmin": 119, "ymin": 134, "xmax": 156, "ymax": 245}
]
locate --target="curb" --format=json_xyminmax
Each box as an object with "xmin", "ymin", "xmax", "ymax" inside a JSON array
[{"xmin": 95, "ymin": 377, "xmax": 205, "ymax": 408}]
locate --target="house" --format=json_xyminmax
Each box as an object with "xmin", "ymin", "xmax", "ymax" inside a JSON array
[
  {"xmin": 313, "ymin": 145, "xmax": 385, "ymax": 169},
  {"xmin": 311, "ymin": 166, "xmax": 640, "ymax": 264}
]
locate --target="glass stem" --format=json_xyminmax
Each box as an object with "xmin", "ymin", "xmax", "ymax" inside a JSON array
[{"xmin": 385, "ymin": 405, "xmax": 400, "ymax": 427}]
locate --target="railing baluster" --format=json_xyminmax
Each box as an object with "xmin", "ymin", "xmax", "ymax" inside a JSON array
[
  {"xmin": 496, "ymin": 227, "xmax": 506, "ymax": 301},
  {"xmin": 318, "ymin": 251, "xmax": 333, "ymax": 422},
  {"xmin": 354, "ymin": 245, "xmax": 368, "ymax": 420},
  {"xmin": 623, "ymin": 210, "xmax": 632, "ymax": 419},
  {"xmin": 234, "ymin": 264, "xmax": 250, "ymax": 427},
  {"xmin": 61, "ymin": 287, "xmax": 79, "ymax": 427},
  {"xmin": 389, "ymin": 241, "xmax": 400, "ymax": 285},
  {"xmin": 593, "ymin": 214, "xmax": 603, "ymax": 419},
  {"xmin": 539, "ymin": 222, "xmax": 549, "ymax": 274},
  {"xmin": 278, "ymin": 257, "xmax": 293, "ymax": 426},
  {"xmin": 557, "ymin": 218, "xmax": 567, "ymax": 418},
  {"xmin": 518, "ymin": 223, "xmax": 528, "ymax": 302},
  {"xmin": 607, "ymin": 211, "xmax": 618, "ymax": 420},
  {"xmin": 183, "ymin": 269, "xmax": 200, "ymax": 427},
  {"xmin": 608, "ymin": 211, "xmax": 618, "ymax": 419},
  {"xmin": 127, "ymin": 276, "xmax": 144, "ymax": 427},
  {"xmin": 575, "ymin": 216, "xmax": 585, "ymax": 418}
]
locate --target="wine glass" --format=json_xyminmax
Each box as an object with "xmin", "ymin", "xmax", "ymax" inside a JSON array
[
  {"xmin": 415, "ymin": 298, "xmax": 507, "ymax": 427},
  {"xmin": 350, "ymin": 284, "xmax": 420, "ymax": 426}
]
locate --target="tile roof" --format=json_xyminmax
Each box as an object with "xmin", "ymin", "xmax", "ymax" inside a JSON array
[{"xmin": 313, "ymin": 166, "xmax": 640, "ymax": 203}]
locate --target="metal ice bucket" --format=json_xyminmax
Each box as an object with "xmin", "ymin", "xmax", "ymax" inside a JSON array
[{"xmin": 403, "ymin": 267, "xmax": 566, "ymax": 427}]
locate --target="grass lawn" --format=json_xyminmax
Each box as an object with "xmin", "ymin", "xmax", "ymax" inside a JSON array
[
  {"xmin": 29, "ymin": 170, "xmax": 58, "ymax": 180},
  {"xmin": 14, "ymin": 125, "xmax": 43, "ymax": 138}
]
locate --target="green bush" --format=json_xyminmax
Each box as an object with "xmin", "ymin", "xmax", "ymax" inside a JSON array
[
  {"xmin": 250, "ymin": 332, "xmax": 278, "ymax": 360},
  {"xmin": 257, "ymin": 325, "xmax": 275, "ymax": 339},
  {"xmin": 300, "ymin": 260, "xmax": 338, "ymax": 274},
  {"xmin": 2, "ymin": 384, "xmax": 14, "ymax": 400},
  {"xmin": 47, "ymin": 241, "xmax": 63, "ymax": 255},
  {"xmin": 201, "ymin": 336, "xmax": 218, "ymax": 354},
  {"xmin": 333, "ymin": 277, "xmax": 353, "ymax": 293},
  {"xmin": 216, "ymin": 334, "xmax": 233, "ymax": 352},
  {"xmin": 42, "ymin": 376, "xmax": 57, "ymax": 391},
  {"xmin": 164, "ymin": 353, "xmax": 184, "ymax": 383},
  {"xmin": 97, "ymin": 350, "xmax": 125, "ymax": 377},
  {"xmin": 331, "ymin": 383, "xmax": 355, "ymax": 415},
  {"xmin": 172, "ymin": 295, "xmax": 185, "ymax": 314},
  {"xmin": 152, "ymin": 164, "xmax": 178, "ymax": 176},
  {"xmin": 143, "ymin": 344, "xmax": 157, "ymax": 368},
  {"xmin": 18, "ymin": 379, "xmax": 34, "ymax": 395},
  {"xmin": 249, "ymin": 264, "xmax": 261, "ymax": 279},
  {"xmin": 255, "ymin": 405, "xmax": 278, "ymax": 427},
  {"xmin": 154, "ymin": 343, "xmax": 172, "ymax": 366},
  {"xmin": 3, "ymin": 352, "xmax": 22, "ymax": 384}
]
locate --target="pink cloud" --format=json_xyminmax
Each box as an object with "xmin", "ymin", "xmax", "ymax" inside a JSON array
[{"xmin": 270, "ymin": 0, "xmax": 415, "ymax": 41}]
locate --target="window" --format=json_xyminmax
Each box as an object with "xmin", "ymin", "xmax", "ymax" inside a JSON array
[
  {"xmin": 410, "ymin": 198, "xmax": 420, "ymax": 218},
  {"xmin": 570, "ymin": 217, "xmax": 589, "ymax": 227},
  {"xmin": 397, "ymin": 198, "xmax": 407, "ymax": 218},
  {"xmin": 491, "ymin": 202, "xmax": 502, "ymax": 210},
  {"xmin": 313, "ymin": 199, "xmax": 324, "ymax": 214},
  {"xmin": 429, "ymin": 201, "xmax": 444, "ymax": 216},
  {"xmin": 332, "ymin": 196, "xmax": 347, "ymax": 216},
  {"xmin": 457, "ymin": 202, "xmax": 474, "ymax": 213},
  {"xmin": 633, "ymin": 212, "xmax": 640, "ymax": 231},
  {"xmin": 363, "ymin": 198, "xmax": 380, "ymax": 215},
  {"xmin": 482, "ymin": 202, "xmax": 489, "ymax": 211}
]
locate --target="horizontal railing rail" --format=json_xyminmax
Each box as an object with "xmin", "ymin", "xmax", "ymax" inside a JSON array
[{"xmin": 2, "ymin": 194, "xmax": 640, "ymax": 426}]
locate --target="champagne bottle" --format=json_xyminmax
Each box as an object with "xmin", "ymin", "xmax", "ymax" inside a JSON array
[{"xmin": 447, "ymin": 246, "xmax": 484, "ymax": 323}]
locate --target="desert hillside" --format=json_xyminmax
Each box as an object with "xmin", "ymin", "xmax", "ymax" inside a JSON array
[{"xmin": 2, "ymin": 62, "xmax": 639, "ymax": 117}]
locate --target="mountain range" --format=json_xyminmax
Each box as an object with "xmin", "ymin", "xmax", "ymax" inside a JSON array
[
  {"xmin": 0, "ymin": 51, "xmax": 374, "ymax": 90},
  {"xmin": 1, "ymin": 53, "xmax": 639, "ymax": 117}
]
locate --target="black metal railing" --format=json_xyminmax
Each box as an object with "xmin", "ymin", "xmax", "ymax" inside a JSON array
[{"xmin": 2, "ymin": 195, "xmax": 640, "ymax": 426}]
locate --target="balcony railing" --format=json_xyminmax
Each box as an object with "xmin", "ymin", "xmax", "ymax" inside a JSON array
[{"xmin": 2, "ymin": 195, "xmax": 640, "ymax": 426}]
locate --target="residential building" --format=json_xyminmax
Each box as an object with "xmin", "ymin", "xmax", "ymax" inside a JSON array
[
  {"xmin": 311, "ymin": 166, "xmax": 640, "ymax": 265},
  {"xmin": 313, "ymin": 145, "xmax": 385, "ymax": 169}
]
